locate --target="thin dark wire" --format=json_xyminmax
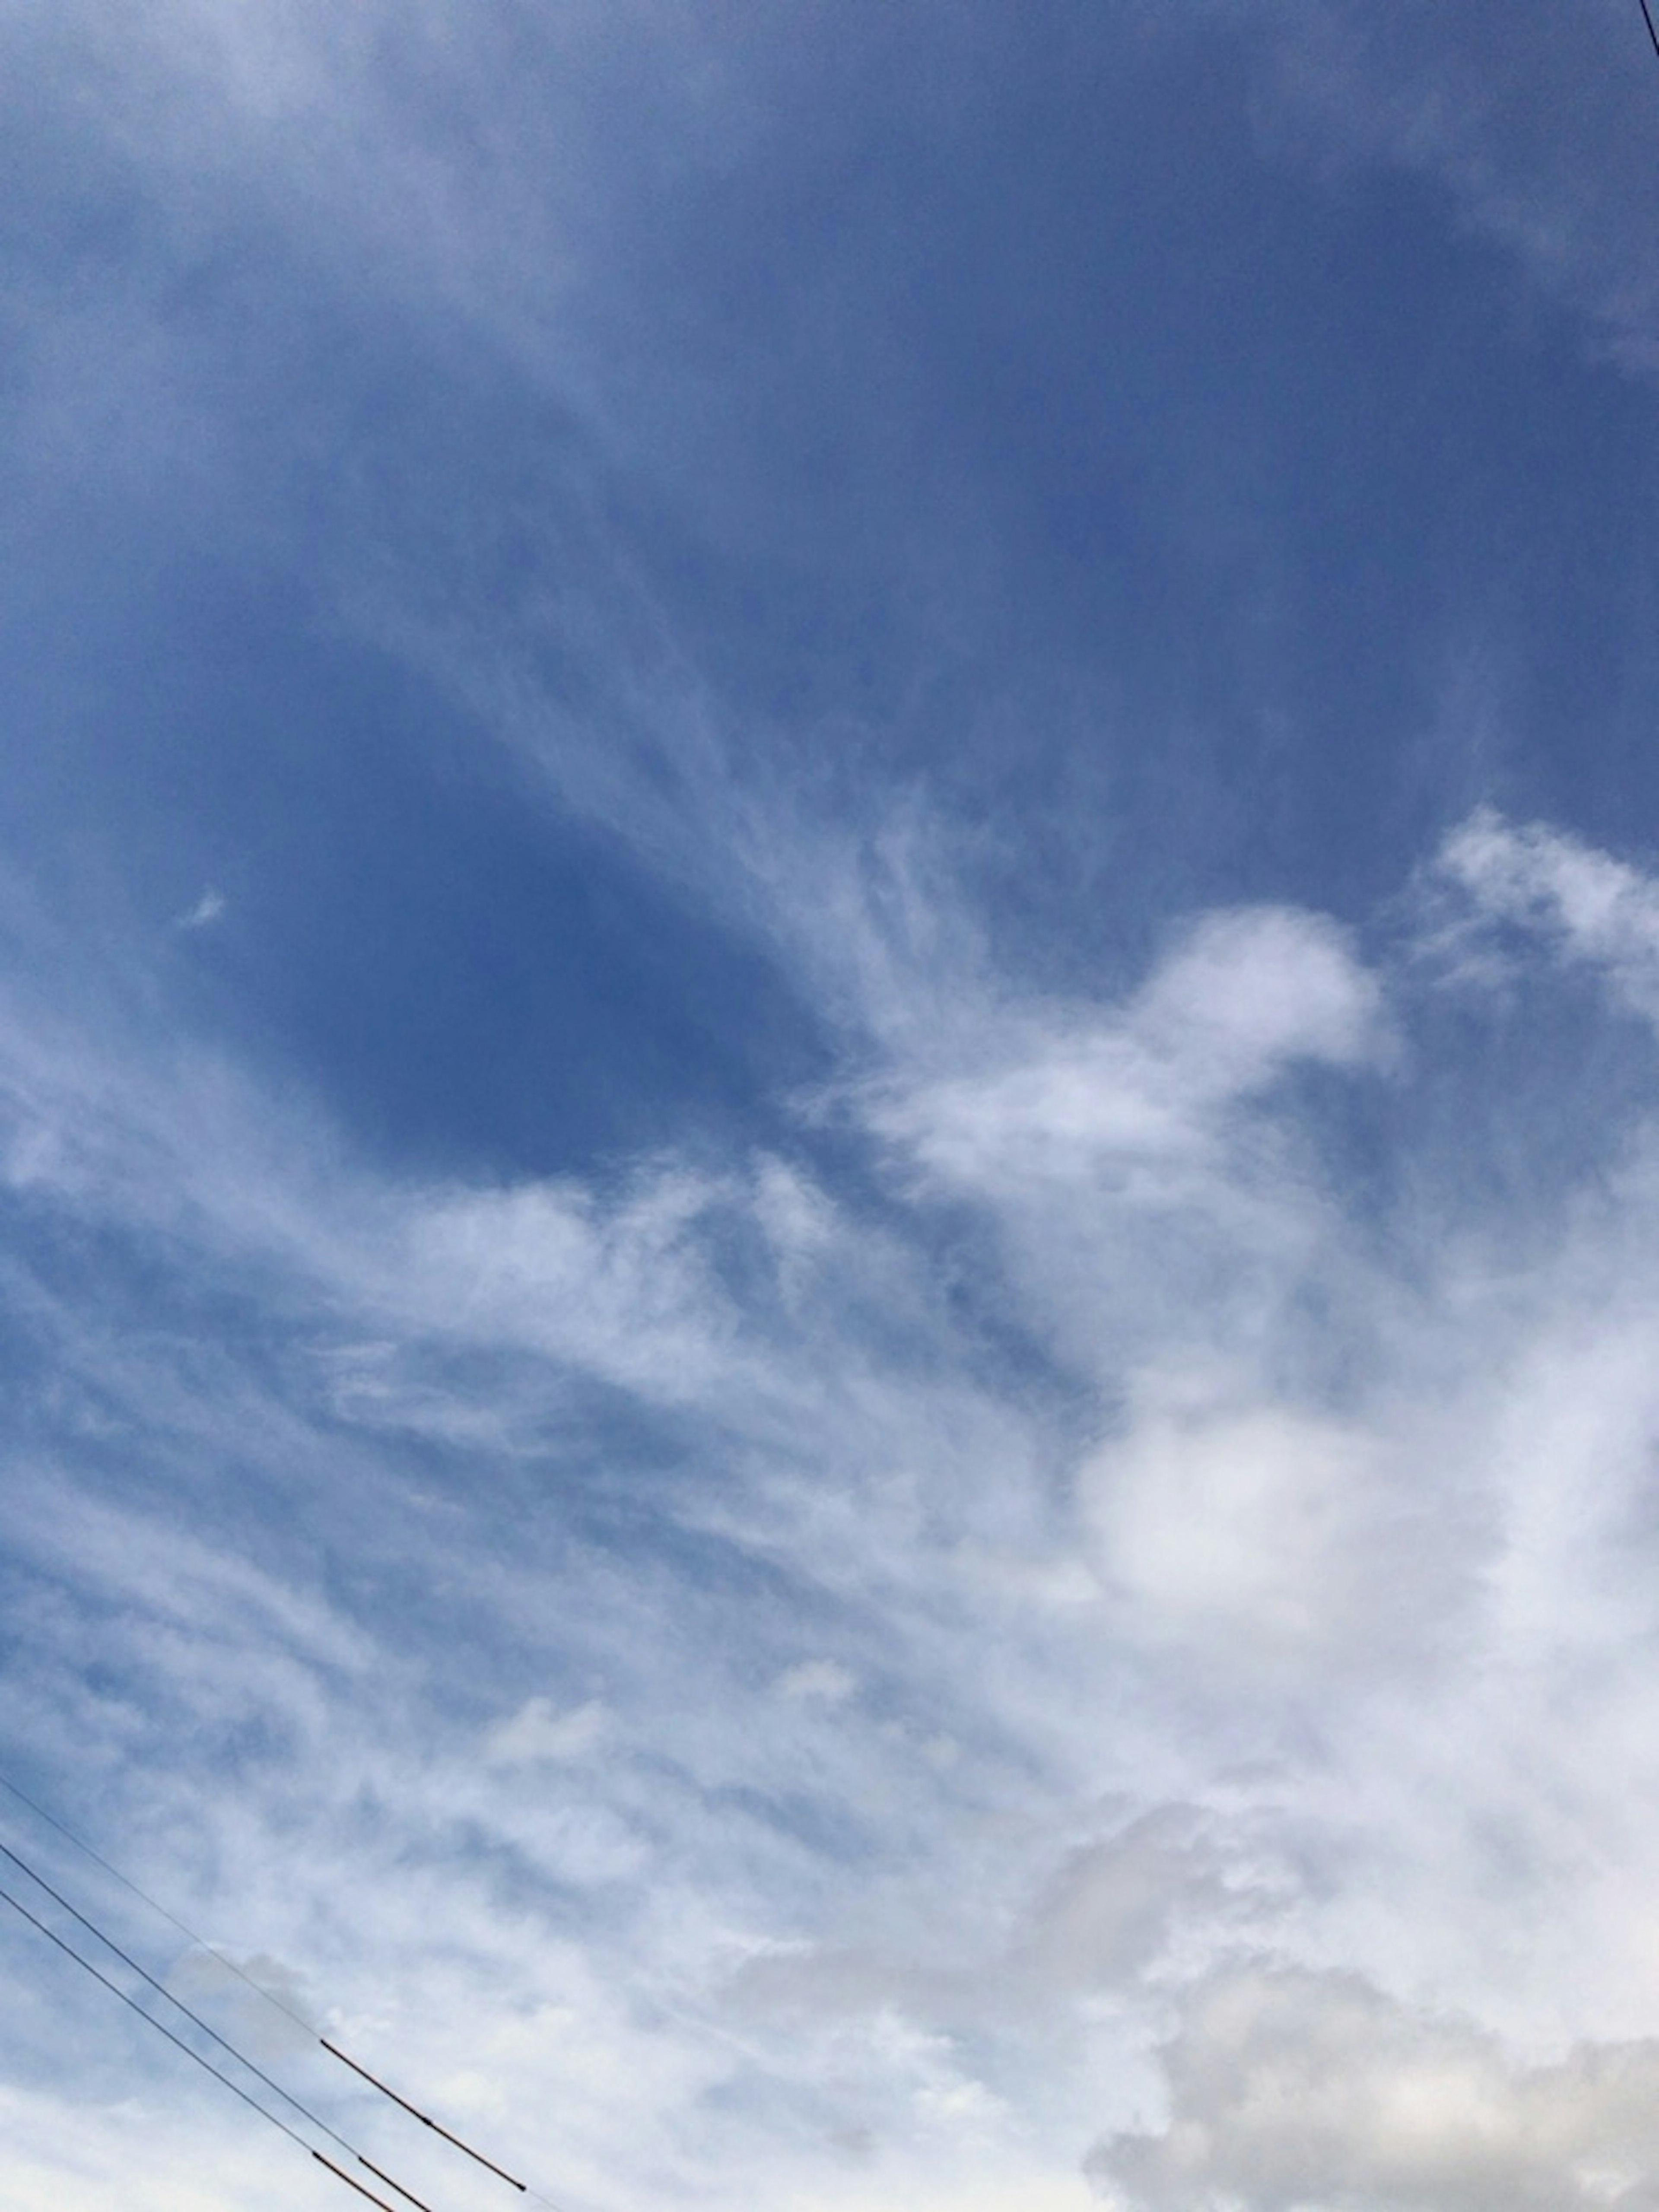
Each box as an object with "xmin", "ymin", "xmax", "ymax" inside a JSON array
[
  {"xmin": 315, "ymin": 2152, "xmax": 402, "ymax": 2212},
  {"xmin": 0, "ymin": 1829, "xmax": 357, "ymax": 2157},
  {"xmin": 0, "ymin": 1764, "xmax": 571, "ymax": 2212},
  {"xmin": 0, "ymin": 1871, "xmax": 442, "ymax": 2212},
  {"xmin": 361, "ymin": 2152, "xmax": 448, "ymax": 2212},
  {"xmin": 323, "ymin": 2040, "xmax": 526, "ymax": 2191},
  {"xmin": 0, "ymin": 1875, "xmax": 316, "ymax": 2160},
  {"xmin": 1641, "ymin": 0, "xmax": 1659, "ymax": 64},
  {"xmin": 0, "ymin": 1765, "xmax": 314, "ymax": 2031}
]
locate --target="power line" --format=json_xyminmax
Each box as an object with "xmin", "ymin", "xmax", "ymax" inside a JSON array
[
  {"xmin": 0, "ymin": 1853, "xmax": 443, "ymax": 2212},
  {"xmin": 323, "ymin": 2039, "xmax": 525, "ymax": 2191},
  {"xmin": 0, "ymin": 1873, "xmax": 388, "ymax": 2209},
  {"xmin": 1640, "ymin": 0, "xmax": 1659, "ymax": 66},
  {"xmin": 315, "ymin": 2152, "xmax": 405, "ymax": 2212},
  {"xmin": 0, "ymin": 1762, "xmax": 566, "ymax": 2210},
  {"xmin": 0, "ymin": 1828, "xmax": 362, "ymax": 2166},
  {"xmin": 0, "ymin": 1765, "xmax": 317, "ymax": 2035}
]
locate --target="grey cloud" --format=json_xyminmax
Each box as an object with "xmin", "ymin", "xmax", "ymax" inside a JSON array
[
  {"xmin": 1012, "ymin": 1810, "xmax": 1249, "ymax": 1999},
  {"xmin": 1090, "ymin": 1964, "xmax": 1659, "ymax": 2212}
]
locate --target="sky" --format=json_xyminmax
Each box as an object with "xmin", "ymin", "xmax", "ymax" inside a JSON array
[{"xmin": 8, "ymin": 2, "xmax": 1659, "ymax": 2207}]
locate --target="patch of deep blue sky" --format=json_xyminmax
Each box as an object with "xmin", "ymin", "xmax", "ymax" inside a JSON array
[{"xmin": 4, "ymin": 0, "xmax": 1659, "ymax": 1197}]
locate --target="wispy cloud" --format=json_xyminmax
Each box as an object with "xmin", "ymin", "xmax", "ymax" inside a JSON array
[
  {"xmin": 175, "ymin": 887, "xmax": 226, "ymax": 931},
  {"xmin": 1246, "ymin": 0, "xmax": 1659, "ymax": 372},
  {"xmin": 1433, "ymin": 806, "xmax": 1659, "ymax": 1020}
]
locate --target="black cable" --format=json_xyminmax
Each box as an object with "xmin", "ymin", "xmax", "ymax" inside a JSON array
[
  {"xmin": 315, "ymin": 2152, "xmax": 401, "ymax": 2212},
  {"xmin": 361, "ymin": 2151, "xmax": 448, "ymax": 2211},
  {"xmin": 0, "ymin": 1854, "xmax": 444, "ymax": 2212},
  {"xmin": 0, "ymin": 1761, "xmax": 566, "ymax": 2210},
  {"xmin": 0, "ymin": 1765, "xmax": 315, "ymax": 2033},
  {"xmin": 1641, "ymin": 0, "xmax": 1659, "ymax": 65},
  {"xmin": 0, "ymin": 1830, "xmax": 358, "ymax": 2158},
  {"xmin": 0, "ymin": 1829, "xmax": 447, "ymax": 2209},
  {"xmin": 323, "ymin": 2040, "xmax": 526, "ymax": 2190},
  {"xmin": 0, "ymin": 1874, "xmax": 320, "ymax": 2167}
]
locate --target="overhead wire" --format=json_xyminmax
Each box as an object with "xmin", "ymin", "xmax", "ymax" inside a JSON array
[
  {"xmin": 0, "ymin": 1828, "xmax": 363, "ymax": 2165},
  {"xmin": 1640, "ymin": 0, "xmax": 1659, "ymax": 66},
  {"xmin": 315, "ymin": 2153, "xmax": 408, "ymax": 2212},
  {"xmin": 0, "ymin": 1761, "xmax": 567, "ymax": 2211},
  {"xmin": 321, "ymin": 2039, "xmax": 526, "ymax": 2191},
  {"xmin": 0, "ymin": 1850, "xmax": 443, "ymax": 2212},
  {"xmin": 0, "ymin": 1873, "xmax": 403, "ymax": 2211},
  {"xmin": 0, "ymin": 1764, "xmax": 318, "ymax": 2036}
]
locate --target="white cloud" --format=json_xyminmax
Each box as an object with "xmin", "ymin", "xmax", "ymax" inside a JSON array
[
  {"xmin": 1081, "ymin": 1367, "xmax": 1394, "ymax": 1666},
  {"xmin": 1435, "ymin": 807, "xmax": 1659, "ymax": 1023},
  {"xmin": 777, "ymin": 1661, "xmax": 858, "ymax": 1706},
  {"xmin": 874, "ymin": 906, "xmax": 1382, "ymax": 1198},
  {"xmin": 22, "ymin": 6, "xmax": 1659, "ymax": 2207},
  {"xmin": 486, "ymin": 1695, "xmax": 610, "ymax": 1765},
  {"xmin": 175, "ymin": 887, "xmax": 226, "ymax": 931}
]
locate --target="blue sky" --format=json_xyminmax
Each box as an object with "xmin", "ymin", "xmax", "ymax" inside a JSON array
[{"xmin": 8, "ymin": 3, "xmax": 1659, "ymax": 2208}]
